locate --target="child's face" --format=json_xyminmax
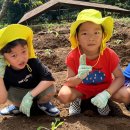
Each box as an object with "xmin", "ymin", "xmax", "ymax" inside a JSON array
[
  {"xmin": 77, "ymin": 21, "xmax": 103, "ymax": 54},
  {"xmin": 3, "ymin": 44, "xmax": 29, "ymax": 70}
]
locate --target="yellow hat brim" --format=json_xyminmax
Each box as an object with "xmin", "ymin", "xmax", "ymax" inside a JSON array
[
  {"xmin": 0, "ymin": 24, "xmax": 36, "ymax": 58},
  {"xmin": 69, "ymin": 16, "xmax": 113, "ymax": 54}
]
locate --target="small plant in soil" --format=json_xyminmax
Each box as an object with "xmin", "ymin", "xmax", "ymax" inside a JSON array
[{"xmin": 37, "ymin": 118, "xmax": 64, "ymax": 130}]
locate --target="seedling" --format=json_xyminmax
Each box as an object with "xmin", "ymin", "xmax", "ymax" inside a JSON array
[
  {"xmin": 114, "ymin": 39, "xmax": 123, "ymax": 44},
  {"xmin": 47, "ymin": 29, "xmax": 59, "ymax": 37},
  {"xmin": 37, "ymin": 118, "xmax": 64, "ymax": 130},
  {"xmin": 44, "ymin": 49, "xmax": 53, "ymax": 57}
]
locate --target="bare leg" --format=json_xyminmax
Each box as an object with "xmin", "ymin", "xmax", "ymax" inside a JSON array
[
  {"xmin": 58, "ymin": 85, "xmax": 83, "ymax": 104},
  {"xmin": 112, "ymin": 86, "xmax": 130, "ymax": 104}
]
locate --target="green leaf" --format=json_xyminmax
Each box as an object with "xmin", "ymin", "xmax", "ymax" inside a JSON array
[
  {"xmin": 13, "ymin": 0, "xmax": 20, "ymax": 4},
  {"xmin": 37, "ymin": 126, "xmax": 50, "ymax": 130},
  {"xmin": 51, "ymin": 118, "xmax": 64, "ymax": 130}
]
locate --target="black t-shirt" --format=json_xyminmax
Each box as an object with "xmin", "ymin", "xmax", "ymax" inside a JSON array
[{"xmin": 4, "ymin": 58, "xmax": 54, "ymax": 89}]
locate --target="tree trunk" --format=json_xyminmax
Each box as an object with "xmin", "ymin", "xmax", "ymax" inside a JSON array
[{"xmin": 0, "ymin": 0, "xmax": 10, "ymax": 20}]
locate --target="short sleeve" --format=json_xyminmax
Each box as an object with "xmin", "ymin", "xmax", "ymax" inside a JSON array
[{"xmin": 30, "ymin": 59, "xmax": 55, "ymax": 81}]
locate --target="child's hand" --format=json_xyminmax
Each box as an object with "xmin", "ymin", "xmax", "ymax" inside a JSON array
[
  {"xmin": 20, "ymin": 92, "xmax": 33, "ymax": 117},
  {"xmin": 77, "ymin": 54, "xmax": 92, "ymax": 80},
  {"xmin": 91, "ymin": 90, "xmax": 111, "ymax": 109},
  {"xmin": 0, "ymin": 55, "xmax": 6, "ymax": 78}
]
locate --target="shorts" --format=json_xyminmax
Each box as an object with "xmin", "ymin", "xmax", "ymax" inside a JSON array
[
  {"xmin": 8, "ymin": 85, "xmax": 55, "ymax": 103},
  {"xmin": 75, "ymin": 83, "xmax": 109, "ymax": 99}
]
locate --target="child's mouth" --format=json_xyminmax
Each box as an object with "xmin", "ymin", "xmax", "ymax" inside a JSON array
[{"xmin": 19, "ymin": 62, "xmax": 25, "ymax": 67}]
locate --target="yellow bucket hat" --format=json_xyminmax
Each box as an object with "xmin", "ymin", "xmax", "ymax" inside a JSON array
[
  {"xmin": 0, "ymin": 24, "xmax": 36, "ymax": 58},
  {"xmin": 69, "ymin": 9, "xmax": 114, "ymax": 54}
]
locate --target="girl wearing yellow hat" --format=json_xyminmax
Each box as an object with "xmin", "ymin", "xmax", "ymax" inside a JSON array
[
  {"xmin": 58, "ymin": 9, "xmax": 130, "ymax": 116},
  {"xmin": 0, "ymin": 24, "xmax": 60, "ymax": 117}
]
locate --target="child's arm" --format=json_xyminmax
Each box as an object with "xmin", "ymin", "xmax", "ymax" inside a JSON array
[
  {"xmin": 0, "ymin": 78, "xmax": 7, "ymax": 104},
  {"xmin": 0, "ymin": 55, "xmax": 7, "ymax": 104},
  {"xmin": 30, "ymin": 80, "xmax": 54, "ymax": 97},
  {"xmin": 65, "ymin": 54, "xmax": 92, "ymax": 87},
  {"xmin": 65, "ymin": 67, "xmax": 82, "ymax": 87},
  {"xmin": 91, "ymin": 64, "xmax": 124, "ymax": 109},
  {"xmin": 106, "ymin": 64, "xmax": 124, "ymax": 95}
]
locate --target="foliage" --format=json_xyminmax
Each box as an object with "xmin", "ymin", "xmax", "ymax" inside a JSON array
[
  {"xmin": 6, "ymin": 0, "xmax": 30, "ymax": 23},
  {"xmin": 115, "ymin": 0, "xmax": 130, "ymax": 10},
  {"xmin": 0, "ymin": 0, "xmax": 129, "ymax": 24},
  {"xmin": 13, "ymin": 0, "xmax": 43, "ymax": 8},
  {"xmin": 0, "ymin": 0, "xmax": 44, "ymax": 23},
  {"xmin": 37, "ymin": 118, "xmax": 64, "ymax": 130},
  {"xmin": 115, "ymin": 17, "xmax": 130, "ymax": 25},
  {"xmin": 0, "ymin": 0, "xmax": 3, "ymax": 8}
]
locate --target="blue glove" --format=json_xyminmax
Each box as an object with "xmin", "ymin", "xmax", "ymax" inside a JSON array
[
  {"xmin": 77, "ymin": 54, "xmax": 92, "ymax": 80},
  {"xmin": 0, "ymin": 55, "xmax": 6, "ymax": 78},
  {"xmin": 20, "ymin": 92, "xmax": 33, "ymax": 117},
  {"xmin": 91, "ymin": 90, "xmax": 111, "ymax": 109}
]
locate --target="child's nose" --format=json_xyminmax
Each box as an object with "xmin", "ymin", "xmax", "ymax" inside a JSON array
[
  {"xmin": 88, "ymin": 35, "xmax": 95, "ymax": 41},
  {"xmin": 18, "ymin": 55, "xmax": 25, "ymax": 62}
]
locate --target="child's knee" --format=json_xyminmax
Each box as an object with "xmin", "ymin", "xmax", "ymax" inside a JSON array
[
  {"xmin": 58, "ymin": 90, "xmax": 72, "ymax": 104},
  {"xmin": 38, "ymin": 85, "xmax": 56, "ymax": 102},
  {"xmin": 121, "ymin": 94, "xmax": 130, "ymax": 104},
  {"xmin": 113, "ymin": 91, "xmax": 130, "ymax": 104},
  {"xmin": 123, "ymin": 92, "xmax": 130, "ymax": 104},
  {"xmin": 39, "ymin": 93, "xmax": 54, "ymax": 102}
]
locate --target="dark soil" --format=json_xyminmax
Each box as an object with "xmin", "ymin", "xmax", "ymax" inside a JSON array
[{"xmin": 0, "ymin": 20, "xmax": 130, "ymax": 130}]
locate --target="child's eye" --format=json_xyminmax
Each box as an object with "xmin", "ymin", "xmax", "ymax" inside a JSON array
[
  {"xmin": 81, "ymin": 32, "xmax": 88, "ymax": 35},
  {"xmin": 95, "ymin": 31, "xmax": 102, "ymax": 35},
  {"xmin": 11, "ymin": 54, "xmax": 16, "ymax": 58},
  {"xmin": 22, "ymin": 50, "xmax": 26, "ymax": 53}
]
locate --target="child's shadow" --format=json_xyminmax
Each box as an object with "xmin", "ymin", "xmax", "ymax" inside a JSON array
[
  {"xmin": 30, "ymin": 99, "xmax": 46, "ymax": 116},
  {"xmin": 81, "ymin": 98, "xmax": 124, "ymax": 117}
]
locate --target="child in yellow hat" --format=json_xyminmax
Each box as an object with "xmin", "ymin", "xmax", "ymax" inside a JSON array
[
  {"xmin": 58, "ymin": 9, "xmax": 130, "ymax": 116},
  {"xmin": 0, "ymin": 24, "xmax": 60, "ymax": 117}
]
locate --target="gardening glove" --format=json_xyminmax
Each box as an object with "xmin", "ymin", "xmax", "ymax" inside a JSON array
[
  {"xmin": 0, "ymin": 54, "xmax": 6, "ymax": 78},
  {"xmin": 20, "ymin": 92, "xmax": 34, "ymax": 117},
  {"xmin": 91, "ymin": 90, "xmax": 111, "ymax": 109},
  {"xmin": 77, "ymin": 54, "xmax": 92, "ymax": 80}
]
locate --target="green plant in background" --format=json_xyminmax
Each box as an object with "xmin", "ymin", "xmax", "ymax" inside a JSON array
[
  {"xmin": 47, "ymin": 29, "xmax": 59, "ymax": 37},
  {"xmin": 113, "ymin": 29, "xmax": 118, "ymax": 35},
  {"xmin": 114, "ymin": 39, "xmax": 123, "ymax": 44},
  {"xmin": 37, "ymin": 118, "xmax": 64, "ymax": 130},
  {"xmin": 115, "ymin": 18, "xmax": 130, "ymax": 25},
  {"xmin": 44, "ymin": 49, "xmax": 53, "ymax": 57}
]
